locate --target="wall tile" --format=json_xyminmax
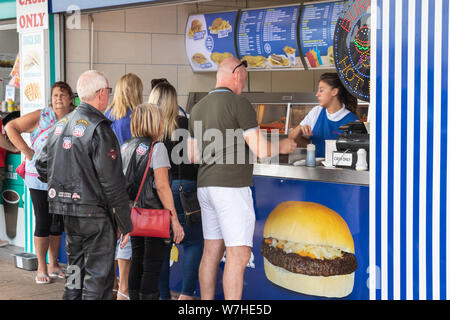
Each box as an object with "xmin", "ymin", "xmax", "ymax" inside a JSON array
[
  {"xmin": 126, "ymin": 6, "xmax": 177, "ymax": 33},
  {"xmin": 271, "ymin": 70, "xmax": 315, "ymax": 92},
  {"xmin": 92, "ymin": 63, "xmax": 127, "ymax": 92},
  {"xmin": 152, "ymin": 34, "xmax": 188, "ymax": 65},
  {"xmin": 126, "ymin": 64, "xmax": 178, "ymax": 96},
  {"xmin": 177, "ymin": 66, "xmax": 216, "ymax": 96},
  {"xmin": 248, "ymin": 71, "xmax": 271, "ymax": 93},
  {"xmin": 92, "ymin": 10, "xmax": 125, "ymax": 32},
  {"xmin": 97, "ymin": 32, "xmax": 151, "ymax": 64},
  {"xmin": 65, "ymin": 29, "xmax": 90, "ymax": 63},
  {"xmin": 65, "ymin": 62, "xmax": 89, "ymax": 92}
]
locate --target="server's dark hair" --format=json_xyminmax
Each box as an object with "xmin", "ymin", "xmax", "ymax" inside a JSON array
[{"xmin": 319, "ymin": 73, "xmax": 358, "ymax": 115}]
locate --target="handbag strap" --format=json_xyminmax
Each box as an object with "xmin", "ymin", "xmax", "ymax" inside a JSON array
[{"xmin": 133, "ymin": 140, "xmax": 156, "ymax": 206}]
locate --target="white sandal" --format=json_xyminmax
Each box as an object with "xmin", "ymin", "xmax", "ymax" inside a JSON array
[{"xmin": 117, "ymin": 291, "xmax": 130, "ymax": 300}]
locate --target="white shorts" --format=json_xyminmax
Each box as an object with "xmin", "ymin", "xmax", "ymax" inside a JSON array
[
  {"xmin": 115, "ymin": 235, "xmax": 132, "ymax": 260},
  {"xmin": 197, "ymin": 186, "xmax": 256, "ymax": 247}
]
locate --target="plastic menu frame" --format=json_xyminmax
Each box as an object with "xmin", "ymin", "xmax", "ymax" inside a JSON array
[
  {"xmin": 299, "ymin": 0, "xmax": 348, "ymax": 70},
  {"xmin": 236, "ymin": 4, "xmax": 304, "ymax": 71},
  {"xmin": 185, "ymin": 10, "xmax": 239, "ymax": 73}
]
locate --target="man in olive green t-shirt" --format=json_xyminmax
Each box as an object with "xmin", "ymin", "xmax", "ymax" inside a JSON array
[{"xmin": 188, "ymin": 57, "xmax": 296, "ymax": 300}]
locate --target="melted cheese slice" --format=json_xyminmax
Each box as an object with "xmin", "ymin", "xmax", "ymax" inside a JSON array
[{"xmin": 266, "ymin": 238, "xmax": 344, "ymax": 260}]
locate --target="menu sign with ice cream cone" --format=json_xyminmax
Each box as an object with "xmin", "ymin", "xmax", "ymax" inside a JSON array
[{"xmin": 299, "ymin": 1, "xmax": 347, "ymax": 69}]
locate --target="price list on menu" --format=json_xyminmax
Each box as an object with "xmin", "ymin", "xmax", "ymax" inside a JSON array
[
  {"xmin": 237, "ymin": 5, "xmax": 301, "ymax": 69},
  {"xmin": 300, "ymin": 1, "xmax": 347, "ymax": 68}
]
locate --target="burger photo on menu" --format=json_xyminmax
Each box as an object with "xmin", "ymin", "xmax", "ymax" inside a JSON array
[{"xmin": 261, "ymin": 201, "xmax": 357, "ymax": 298}]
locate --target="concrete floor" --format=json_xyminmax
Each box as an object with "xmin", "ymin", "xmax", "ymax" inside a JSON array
[
  {"xmin": 0, "ymin": 244, "xmax": 184, "ymax": 300},
  {"xmin": 0, "ymin": 244, "xmax": 65, "ymax": 300}
]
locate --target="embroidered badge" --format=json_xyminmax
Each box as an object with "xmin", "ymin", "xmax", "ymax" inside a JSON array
[
  {"xmin": 136, "ymin": 143, "xmax": 149, "ymax": 156},
  {"xmin": 73, "ymin": 124, "xmax": 86, "ymax": 137},
  {"xmin": 63, "ymin": 137, "xmax": 72, "ymax": 149},
  {"xmin": 48, "ymin": 188, "xmax": 56, "ymax": 198},
  {"xmin": 107, "ymin": 148, "xmax": 118, "ymax": 160},
  {"xmin": 54, "ymin": 124, "xmax": 64, "ymax": 135},
  {"xmin": 72, "ymin": 193, "xmax": 81, "ymax": 201}
]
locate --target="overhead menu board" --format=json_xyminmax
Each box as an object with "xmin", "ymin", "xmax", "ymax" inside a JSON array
[
  {"xmin": 299, "ymin": 1, "xmax": 347, "ymax": 69},
  {"xmin": 186, "ymin": 11, "xmax": 239, "ymax": 72},
  {"xmin": 236, "ymin": 5, "xmax": 302, "ymax": 70}
]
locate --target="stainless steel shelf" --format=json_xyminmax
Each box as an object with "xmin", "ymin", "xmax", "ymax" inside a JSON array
[{"xmin": 253, "ymin": 163, "xmax": 369, "ymax": 186}]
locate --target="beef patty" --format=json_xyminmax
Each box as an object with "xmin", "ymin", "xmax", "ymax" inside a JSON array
[{"xmin": 261, "ymin": 239, "xmax": 357, "ymax": 277}]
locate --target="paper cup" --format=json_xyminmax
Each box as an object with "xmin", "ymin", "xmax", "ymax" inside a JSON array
[
  {"xmin": 325, "ymin": 140, "xmax": 337, "ymax": 166},
  {"xmin": 3, "ymin": 190, "xmax": 19, "ymax": 239}
]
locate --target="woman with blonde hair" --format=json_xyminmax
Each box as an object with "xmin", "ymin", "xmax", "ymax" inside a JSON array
[
  {"xmin": 104, "ymin": 73, "xmax": 143, "ymax": 300},
  {"xmin": 149, "ymin": 82, "xmax": 203, "ymax": 300},
  {"xmin": 121, "ymin": 103, "xmax": 184, "ymax": 300}
]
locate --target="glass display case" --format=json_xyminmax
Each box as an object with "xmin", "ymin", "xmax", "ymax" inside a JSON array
[{"xmin": 186, "ymin": 91, "xmax": 369, "ymax": 163}]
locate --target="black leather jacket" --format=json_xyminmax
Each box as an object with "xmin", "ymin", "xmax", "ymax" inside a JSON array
[
  {"xmin": 121, "ymin": 137, "xmax": 169, "ymax": 210},
  {"xmin": 35, "ymin": 102, "xmax": 133, "ymax": 235}
]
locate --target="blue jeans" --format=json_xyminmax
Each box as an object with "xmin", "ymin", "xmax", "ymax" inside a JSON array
[{"xmin": 158, "ymin": 180, "xmax": 204, "ymax": 299}]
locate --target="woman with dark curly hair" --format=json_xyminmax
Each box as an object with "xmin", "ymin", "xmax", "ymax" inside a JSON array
[
  {"xmin": 289, "ymin": 73, "xmax": 359, "ymax": 157},
  {"xmin": 5, "ymin": 81, "xmax": 75, "ymax": 284}
]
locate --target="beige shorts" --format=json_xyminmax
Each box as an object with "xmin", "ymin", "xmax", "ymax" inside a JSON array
[{"xmin": 197, "ymin": 186, "xmax": 255, "ymax": 247}]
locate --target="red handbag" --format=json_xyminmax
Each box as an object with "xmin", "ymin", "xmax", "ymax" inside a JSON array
[
  {"xmin": 15, "ymin": 161, "xmax": 26, "ymax": 179},
  {"xmin": 129, "ymin": 141, "xmax": 171, "ymax": 238}
]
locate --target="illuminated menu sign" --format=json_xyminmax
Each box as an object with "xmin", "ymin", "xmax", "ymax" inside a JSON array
[
  {"xmin": 299, "ymin": 1, "xmax": 347, "ymax": 69},
  {"xmin": 186, "ymin": 11, "xmax": 239, "ymax": 72},
  {"xmin": 334, "ymin": 0, "xmax": 370, "ymax": 101},
  {"xmin": 237, "ymin": 5, "xmax": 302, "ymax": 70}
]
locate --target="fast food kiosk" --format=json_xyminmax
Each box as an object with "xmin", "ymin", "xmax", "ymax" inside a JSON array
[{"xmin": 182, "ymin": 91, "xmax": 370, "ymax": 299}]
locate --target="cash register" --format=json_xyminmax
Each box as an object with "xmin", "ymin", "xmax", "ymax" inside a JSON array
[{"xmin": 333, "ymin": 121, "xmax": 369, "ymax": 169}]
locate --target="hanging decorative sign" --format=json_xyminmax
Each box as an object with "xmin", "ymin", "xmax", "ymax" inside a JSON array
[{"xmin": 334, "ymin": 0, "xmax": 370, "ymax": 101}]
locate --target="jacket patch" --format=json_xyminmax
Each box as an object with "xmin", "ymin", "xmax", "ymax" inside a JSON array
[
  {"xmin": 73, "ymin": 124, "xmax": 86, "ymax": 137},
  {"xmin": 54, "ymin": 123, "xmax": 64, "ymax": 135},
  {"xmin": 107, "ymin": 148, "xmax": 118, "ymax": 160},
  {"xmin": 63, "ymin": 137, "xmax": 72, "ymax": 149},
  {"xmin": 58, "ymin": 192, "xmax": 72, "ymax": 198},
  {"xmin": 136, "ymin": 143, "xmax": 149, "ymax": 156},
  {"xmin": 121, "ymin": 143, "xmax": 128, "ymax": 154},
  {"xmin": 48, "ymin": 188, "xmax": 56, "ymax": 198},
  {"xmin": 72, "ymin": 193, "xmax": 81, "ymax": 201}
]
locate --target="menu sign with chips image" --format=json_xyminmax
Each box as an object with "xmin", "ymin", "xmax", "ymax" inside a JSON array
[
  {"xmin": 20, "ymin": 31, "xmax": 45, "ymax": 113},
  {"xmin": 186, "ymin": 11, "xmax": 238, "ymax": 72}
]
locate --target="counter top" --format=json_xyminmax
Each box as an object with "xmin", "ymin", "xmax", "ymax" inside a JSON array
[{"xmin": 253, "ymin": 163, "xmax": 369, "ymax": 186}]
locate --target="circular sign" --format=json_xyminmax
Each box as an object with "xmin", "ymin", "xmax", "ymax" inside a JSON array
[{"xmin": 334, "ymin": 0, "xmax": 371, "ymax": 102}]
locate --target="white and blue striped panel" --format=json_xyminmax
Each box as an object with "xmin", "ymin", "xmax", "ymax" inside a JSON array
[{"xmin": 371, "ymin": 0, "xmax": 449, "ymax": 300}]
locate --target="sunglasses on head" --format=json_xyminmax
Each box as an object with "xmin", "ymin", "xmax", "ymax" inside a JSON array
[{"xmin": 232, "ymin": 60, "xmax": 248, "ymax": 74}]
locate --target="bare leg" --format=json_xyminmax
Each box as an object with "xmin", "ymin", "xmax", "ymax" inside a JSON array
[
  {"xmin": 117, "ymin": 258, "xmax": 131, "ymax": 299},
  {"xmin": 199, "ymin": 239, "xmax": 225, "ymax": 300},
  {"xmin": 47, "ymin": 235, "xmax": 62, "ymax": 275},
  {"xmin": 34, "ymin": 236, "xmax": 50, "ymax": 282},
  {"xmin": 223, "ymin": 246, "xmax": 251, "ymax": 300}
]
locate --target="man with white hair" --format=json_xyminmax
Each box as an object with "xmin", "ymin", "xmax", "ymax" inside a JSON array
[
  {"xmin": 36, "ymin": 70, "xmax": 132, "ymax": 300},
  {"xmin": 188, "ymin": 57, "xmax": 296, "ymax": 300}
]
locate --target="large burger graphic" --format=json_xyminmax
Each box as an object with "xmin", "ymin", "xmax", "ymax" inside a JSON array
[{"xmin": 261, "ymin": 201, "xmax": 357, "ymax": 298}]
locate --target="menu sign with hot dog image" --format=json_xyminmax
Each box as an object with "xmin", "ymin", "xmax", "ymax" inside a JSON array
[
  {"xmin": 237, "ymin": 5, "xmax": 303, "ymax": 70},
  {"xmin": 300, "ymin": 1, "xmax": 347, "ymax": 69},
  {"xmin": 186, "ymin": 11, "xmax": 238, "ymax": 72}
]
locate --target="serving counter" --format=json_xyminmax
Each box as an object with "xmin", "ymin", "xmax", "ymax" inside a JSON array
[
  {"xmin": 168, "ymin": 160, "xmax": 370, "ymax": 300},
  {"xmin": 253, "ymin": 163, "xmax": 369, "ymax": 185}
]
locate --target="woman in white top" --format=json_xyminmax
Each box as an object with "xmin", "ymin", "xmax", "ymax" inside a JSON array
[{"xmin": 289, "ymin": 73, "xmax": 359, "ymax": 157}]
